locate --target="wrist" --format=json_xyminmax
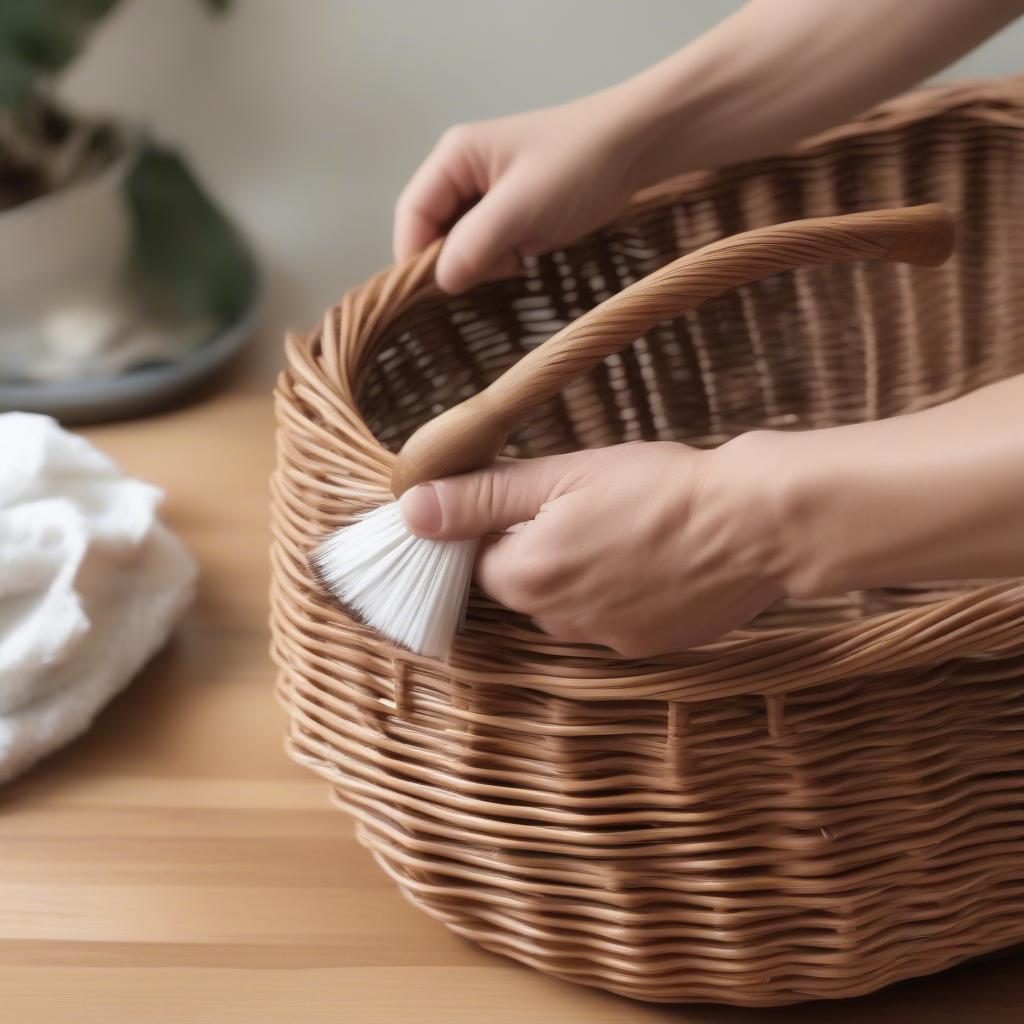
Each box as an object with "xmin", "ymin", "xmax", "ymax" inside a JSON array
[
  {"xmin": 724, "ymin": 416, "xmax": 1000, "ymax": 603},
  {"xmin": 711, "ymin": 428, "xmax": 869, "ymax": 603},
  {"xmin": 691, "ymin": 430, "xmax": 795, "ymax": 602},
  {"xmin": 610, "ymin": 40, "xmax": 749, "ymax": 190},
  {"xmin": 609, "ymin": 3, "xmax": 822, "ymax": 190}
]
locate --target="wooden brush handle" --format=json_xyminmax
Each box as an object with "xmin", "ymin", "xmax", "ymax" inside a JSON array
[{"xmin": 391, "ymin": 204, "xmax": 954, "ymax": 495}]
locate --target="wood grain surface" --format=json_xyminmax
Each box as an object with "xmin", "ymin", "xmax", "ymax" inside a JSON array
[{"xmin": 1, "ymin": 361, "xmax": 1020, "ymax": 1023}]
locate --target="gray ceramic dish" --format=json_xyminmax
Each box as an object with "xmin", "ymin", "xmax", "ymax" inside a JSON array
[
  {"xmin": 0, "ymin": 141, "xmax": 261, "ymax": 424},
  {"xmin": 0, "ymin": 290, "xmax": 261, "ymax": 424}
]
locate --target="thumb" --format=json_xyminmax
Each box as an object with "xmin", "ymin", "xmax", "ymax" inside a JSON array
[
  {"xmin": 399, "ymin": 457, "xmax": 569, "ymax": 540},
  {"xmin": 435, "ymin": 176, "xmax": 527, "ymax": 294}
]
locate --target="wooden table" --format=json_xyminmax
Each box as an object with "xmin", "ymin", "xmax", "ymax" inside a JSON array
[{"xmin": 1, "ymin": 364, "xmax": 1021, "ymax": 1023}]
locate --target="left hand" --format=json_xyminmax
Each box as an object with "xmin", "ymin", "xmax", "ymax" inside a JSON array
[
  {"xmin": 392, "ymin": 90, "xmax": 649, "ymax": 295},
  {"xmin": 398, "ymin": 440, "xmax": 784, "ymax": 657}
]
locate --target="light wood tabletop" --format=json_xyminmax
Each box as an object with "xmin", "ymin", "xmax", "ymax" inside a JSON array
[{"xmin": 1, "ymin": 360, "xmax": 1021, "ymax": 1024}]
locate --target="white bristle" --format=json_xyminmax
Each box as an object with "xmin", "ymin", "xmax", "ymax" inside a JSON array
[{"xmin": 312, "ymin": 502, "xmax": 477, "ymax": 659}]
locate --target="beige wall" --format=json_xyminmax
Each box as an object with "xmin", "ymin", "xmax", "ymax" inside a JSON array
[{"xmin": 64, "ymin": 0, "xmax": 1023, "ymax": 359}]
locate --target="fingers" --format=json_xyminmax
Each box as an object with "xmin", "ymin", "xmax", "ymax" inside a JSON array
[
  {"xmin": 476, "ymin": 249, "xmax": 522, "ymax": 286},
  {"xmin": 475, "ymin": 535, "xmax": 599, "ymax": 647},
  {"xmin": 393, "ymin": 127, "xmax": 479, "ymax": 263},
  {"xmin": 475, "ymin": 530, "xmax": 548, "ymax": 613},
  {"xmin": 480, "ymin": 537, "xmax": 691, "ymax": 657},
  {"xmin": 394, "ymin": 125, "xmax": 534, "ymax": 293},
  {"xmin": 434, "ymin": 177, "xmax": 527, "ymax": 294},
  {"xmin": 399, "ymin": 455, "xmax": 573, "ymax": 540}
]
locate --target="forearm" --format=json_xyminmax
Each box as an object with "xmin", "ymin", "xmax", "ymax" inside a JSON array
[
  {"xmin": 747, "ymin": 375, "xmax": 1024, "ymax": 597},
  {"xmin": 612, "ymin": 0, "xmax": 1022, "ymax": 187}
]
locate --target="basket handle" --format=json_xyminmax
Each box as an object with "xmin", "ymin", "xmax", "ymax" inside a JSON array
[{"xmin": 391, "ymin": 204, "xmax": 954, "ymax": 495}]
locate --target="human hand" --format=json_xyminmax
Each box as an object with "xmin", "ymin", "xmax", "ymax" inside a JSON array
[
  {"xmin": 393, "ymin": 89, "xmax": 648, "ymax": 295},
  {"xmin": 394, "ymin": 0, "xmax": 1019, "ymax": 298},
  {"xmin": 398, "ymin": 439, "xmax": 785, "ymax": 657},
  {"xmin": 397, "ymin": 369, "xmax": 1024, "ymax": 658}
]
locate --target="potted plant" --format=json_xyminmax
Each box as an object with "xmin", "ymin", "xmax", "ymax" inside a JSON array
[{"xmin": 0, "ymin": 0, "xmax": 257, "ymax": 420}]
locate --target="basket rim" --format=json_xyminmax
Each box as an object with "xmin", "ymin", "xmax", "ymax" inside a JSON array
[{"xmin": 275, "ymin": 75, "xmax": 1024, "ymax": 701}]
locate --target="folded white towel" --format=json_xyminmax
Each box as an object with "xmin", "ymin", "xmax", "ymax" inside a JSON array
[{"xmin": 0, "ymin": 413, "xmax": 197, "ymax": 783}]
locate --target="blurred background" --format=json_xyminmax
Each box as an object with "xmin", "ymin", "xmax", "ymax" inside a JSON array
[{"xmin": 61, "ymin": 0, "xmax": 1024, "ymax": 384}]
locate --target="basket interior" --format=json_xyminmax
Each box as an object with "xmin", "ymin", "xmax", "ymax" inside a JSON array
[{"xmin": 358, "ymin": 110, "xmax": 1024, "ymax": 629}]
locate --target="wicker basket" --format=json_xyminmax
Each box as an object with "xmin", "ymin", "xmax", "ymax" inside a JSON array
[{"xmin": 270, "ymin": 78, "xmax": 1024, "ymax": 1006}]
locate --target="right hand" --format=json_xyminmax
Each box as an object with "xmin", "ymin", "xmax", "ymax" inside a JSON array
[
  {"xmin": 399, "ymin": 440, "xmax": 786, "ymax": 658},
  {"xmin": 393, "ymin": 89, "xmax": 648, "ymax": 294}
]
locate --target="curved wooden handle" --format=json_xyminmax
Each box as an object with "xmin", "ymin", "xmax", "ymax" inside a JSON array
[{"xmin": 392, "ymin": 204, "xmax": 954, "ymax": 495}]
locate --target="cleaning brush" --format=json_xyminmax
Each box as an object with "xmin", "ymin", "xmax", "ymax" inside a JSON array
[
  {"xmin": 313, "ymin": 204, "xmax": 955, "ymax": 658},
  {"xmin": 313, "ymin": 502, "xmax": 476, "ymax": 659}
]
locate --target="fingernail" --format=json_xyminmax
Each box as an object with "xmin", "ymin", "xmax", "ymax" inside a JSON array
[{"xmin": 399, "ymin": 483, "xmax": 442, "ymax": 536}]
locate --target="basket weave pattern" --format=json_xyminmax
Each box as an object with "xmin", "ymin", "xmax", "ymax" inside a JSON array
[{"xmin": 271, "ymin": 79, "xmax": 1024, "ymax": 1005}]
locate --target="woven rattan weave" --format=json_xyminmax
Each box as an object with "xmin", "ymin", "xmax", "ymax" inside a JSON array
[{"xmin": 270, "ymin": 78, "xmax": 1024, "ymax": 1006}]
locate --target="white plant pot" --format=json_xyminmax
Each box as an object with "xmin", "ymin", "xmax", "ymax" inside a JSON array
[{"xmin": 0, "ymin": 145, "xmax": 135, "ymax": 380}]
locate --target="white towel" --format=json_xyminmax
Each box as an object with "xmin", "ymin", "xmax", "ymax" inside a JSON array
[{"xmin": 0, "ymin": 413, "xmax": 197, "ymax": 783}]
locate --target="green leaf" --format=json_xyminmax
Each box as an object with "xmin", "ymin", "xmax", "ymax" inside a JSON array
[
  {"xmin": 0, "ymin": 0, "xmax": 232, "ymax": 113},
  {"xmin": 0, "ymin": 51, "xmax": 36, "ymax": 108},
  {"xmin": 0, "ymin": 0, "xmax": 120, "ymax": 108},
  {"xmin": 125, "ymin": 141, "xmax": 258, "ymax": 323}
]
